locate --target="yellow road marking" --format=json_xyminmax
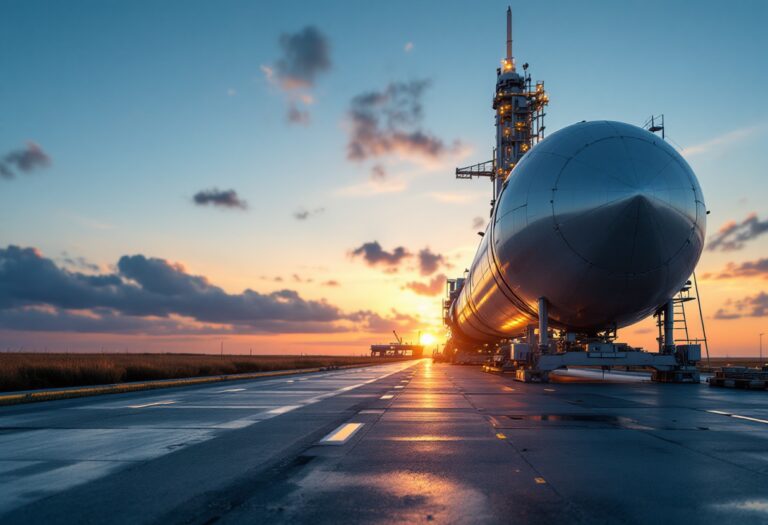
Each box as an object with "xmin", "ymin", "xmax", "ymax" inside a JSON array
[{"xmin": 320, "ymin": 423, "xmax": 364, "ymax": 445}]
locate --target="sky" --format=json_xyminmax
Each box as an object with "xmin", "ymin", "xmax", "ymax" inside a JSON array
[{"xmin": 1, "ymin": 0, "xmax": 767, "ymax": 356}]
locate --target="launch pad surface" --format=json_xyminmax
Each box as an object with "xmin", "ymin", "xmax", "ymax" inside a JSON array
[{"xmin": 1, "ymin": 360, "xmax": 767, "ymax": 524}]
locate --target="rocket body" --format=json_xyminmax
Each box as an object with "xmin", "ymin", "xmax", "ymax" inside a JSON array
[{"xmin": 449, "ymin": 121, "xmax": 706, "ymax": 342}]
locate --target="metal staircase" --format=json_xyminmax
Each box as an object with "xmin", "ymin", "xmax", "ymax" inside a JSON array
[{"xmin": 659, "ymin": 273, "xmax": 711, "ymax": 366}]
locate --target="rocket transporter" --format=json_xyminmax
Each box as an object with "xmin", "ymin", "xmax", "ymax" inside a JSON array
[{"xmin": 443, "ymin": 8, "xmax": 706, "ymax": 382}]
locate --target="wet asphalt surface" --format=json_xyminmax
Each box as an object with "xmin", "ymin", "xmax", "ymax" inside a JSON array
[{"xmin": 1, "ymin": 360, "xmax": 767, "ymax": 524}]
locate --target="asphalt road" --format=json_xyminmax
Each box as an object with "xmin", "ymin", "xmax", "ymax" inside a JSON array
[{"xmin": 1, "ymin": 360, "xmax": 767, "ymax": 524}]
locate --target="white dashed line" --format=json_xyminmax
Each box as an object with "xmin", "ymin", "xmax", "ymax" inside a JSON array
[{"xmin": 127, "ymin": 400, "xmax": 176, "ymax": 409}]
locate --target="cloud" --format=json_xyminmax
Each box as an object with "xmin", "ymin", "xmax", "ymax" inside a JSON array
[
  {"xmin": 346, "ymin": 79, "xmax": 462, "ymax": 164},
  {"xmin": 371, "ymin": 164, "xmax": 387, "ymax": 181},
  {"xmin": 707, "ymin": 213, "xmax": 768, "ymax": 251},
  {"xmin": 350, "ymin": 309, "xmax": 422, "ymax": 333},
  {"xmin": 404, "ymin": 274, "xmax": 446, "ymax": 296},
  {"xmin": 351, "ymin": 241, "xmax": 411, "ymax": 270},
  {"xmin": 287, "ymin": 104, "xmax": 310, "ymax": 125},
  {"xmin": 1, "ymin": 142, "xmax": 51, "ymax": 179},
  {"xmin": 714, "ymin": 292, "xmax": 768, "ymax": 319},
  {"xmin": 292, "ymin": 273, "xmax": 313, "ymax": 283},
  {"xmin": 193, "ymin": 188, "xmax": 248, "ymax": 210},
  {"xmin": 700, "ymin": 258, "xmax": 768, "ymax": 280},
  {"xmin": 322, "ymin": 280, "xmax": 340, "ymax": 287},
  {"xmin": 0, "ymin": 245, "xmax": 430, "ymax": 337},
  {"xmin": 0, "ymin": 245, "xmax": 349, "ymax": 334},
  {"xmin": 60, "ymin": 253, "xmax": 100, "ymax": 273},
  {"xmin": 417, "ymin": 247, "xmax": 445, "ymax": 276},
  {"xmin": 293, "ymin": 207, "xmax": 325, "ymax": 220},
  {"xmin": 273, "ymin": 26, "xmax": 331, "ymax": 90},
  {"xmin": 472, "ymin": 216, "xmax": 485, "ymax": 230},
  {"xmin": 681, "ymin": 125, "xmax": 762, "ymax": 157},
  {"xmin": 262, "ymin": 26, "xmax": 331, "ymax": 124}
]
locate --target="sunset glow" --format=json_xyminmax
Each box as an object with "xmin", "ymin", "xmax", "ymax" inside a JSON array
[{"xmin": 0, "ymin": 2, "xmax": 766, "ymax": 356}]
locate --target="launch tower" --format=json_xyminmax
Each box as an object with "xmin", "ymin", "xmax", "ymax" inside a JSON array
[{"xmin": 456, "ymin": 7, "xmax": 549, "ymax": 209}]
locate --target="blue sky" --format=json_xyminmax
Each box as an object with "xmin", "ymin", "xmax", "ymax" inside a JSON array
[{"xmin": 1, "ymin": 0, "xmax": 767, "ymax": 354}]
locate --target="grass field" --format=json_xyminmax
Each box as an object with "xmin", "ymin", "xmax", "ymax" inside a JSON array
[
  {"xmin": 0, "ymin": 353, "xmax": 410, "ymax": 392},
  {"xmin": 699, "ymin": 357, "xmax": 767, "ymax": 371}
]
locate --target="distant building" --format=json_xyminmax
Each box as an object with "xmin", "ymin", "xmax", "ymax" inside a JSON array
[{"xmin": 370, "ymin": 343, "xmax": 424, "ymax": 358}]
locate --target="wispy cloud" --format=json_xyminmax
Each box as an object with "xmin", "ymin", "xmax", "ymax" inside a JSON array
[
  {"xmin": 346, "ymin": 80, "xmax": 464, "ymax": 166},
  {"xmin": 417, "ymin": 247, "xmax": 447, "ymax": 276},
  {"xmin": 193, "ymin": 188, "xmax": 248, "ymax": 210},
  {"xmin": 370, "ymin": 164, "xmax": 387, "ymax": 181},
  {"xmin": 714, "ymin": 292, "xmax": 768, "ymax": 319},
  {"xmin": 471, "ymin": 216, "xmax": 486, "ymax": 230},
  {"xmin": 1, "ymin": 142, "xmax": 51, "ymax": 179},
  {"xmin": 700, "ymin": 258, "xmax": 768, "ymax": 280},
  {"xmin": 261, "ymin": 26, "xmax": 331, "ymax": 125},
  {"xmin": 403, "ymin": 274, "xmax": 446, "ymax": 296},
  {"xmin": 681, "ymin": 125, "xmax": 763, "ymax": 157},
  {"xmin": 293, "ymin": 207, "xmax": 325, "ymax": 220},
  {"xmin": 707, "ymin": 212, "xmax": 768, "ymax": 251},
  {"xmin": 350, "ymin": 241, "xmax": 411, "ymax": 271}
]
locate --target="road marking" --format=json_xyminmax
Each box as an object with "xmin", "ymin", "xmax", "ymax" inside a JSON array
[
  {"xmin": 707, "ymin": 410, "xmax": 768, "ymax": 425},
  {"xmin": 267, "ymin": 405, "xmax": 301, "ymax": 415},
  {"xmin": 496, "ymin": 432, "xmax": 507, "ymax": 440},
  {"xmin": 338, "ymin": 383, "xmax": 365, "ymax": 392},
  {"xmin": 359, "ymin": 409, "xmax": 385, "ymax": 415},
  {"xmin": 127, "ymin": 400, "xmax": 176, "ymax": 409},
  {"xmin": 544, "ymin": 388, "xmax": 555, "ymax": 392},
  {"xmin": 380, "ymin": 394, "xmax": 394, "ymax": 400},
  {"xmin": 534, "ymin": 477, "xmax": 547, "ymax": 484},
  {"xmin": 732, "ymin": 415, "xmax": 768, "ymax": 424},
  {"xmin": 394, "ymin": 386, "xmax": 404, "ymax": 389},
  {"xmin": 220, "ymin": 388, "xmax": 246, "ymax": 393},
  {"xmin": 286, "ymin": 380, "xmax": 295, "ymax": 383},
  {"xmin": 320, "ymin": 423, "xmax": 364, "ymax": 445}
]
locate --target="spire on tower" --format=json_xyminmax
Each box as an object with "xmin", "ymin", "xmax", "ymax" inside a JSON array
[{"xmin": 506, "ymin": 6, "xmax": 512, "ymax": 62}]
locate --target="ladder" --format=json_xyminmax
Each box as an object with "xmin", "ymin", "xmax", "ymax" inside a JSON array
[{"xmin": 670, "ymin": 273, "xmax": 711, "ymax": 366}]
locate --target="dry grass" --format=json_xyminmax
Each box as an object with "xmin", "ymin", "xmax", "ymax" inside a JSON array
[
  {"xmin": 699, "ymin": 357, "xmax": 767, "ymax": 371},
  {"xmin": 0, "ymin": 353, "xmax": 408, "ymax": 392}
]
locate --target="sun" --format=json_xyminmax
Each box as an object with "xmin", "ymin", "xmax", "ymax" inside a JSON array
[{"xmin": 420, "ymin": 333, "xmax": 436, "ymax": 346}]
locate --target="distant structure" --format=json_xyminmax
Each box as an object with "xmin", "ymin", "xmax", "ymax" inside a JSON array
[{"xmin": 370, "ymin": 331, "xmax": 424, "ymax": 358}]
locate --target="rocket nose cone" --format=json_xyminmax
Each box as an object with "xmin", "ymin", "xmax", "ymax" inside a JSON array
[{"xmin": 552, "ymin": 132, "xmax": 701, "ymax": 275}]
